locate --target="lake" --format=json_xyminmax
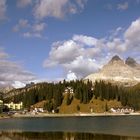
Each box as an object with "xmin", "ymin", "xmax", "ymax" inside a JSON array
[{"xmin": 0, "ymin": 115, "xmax": 140, "ymax": 140}]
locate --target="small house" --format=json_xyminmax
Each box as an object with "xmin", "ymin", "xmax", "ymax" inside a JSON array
[{"xmin": 63, "ymin": 87, "xmax": 74, "ymax": 95}]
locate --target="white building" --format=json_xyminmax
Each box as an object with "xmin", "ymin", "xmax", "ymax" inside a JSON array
[
  {"xmin": 4, "ymin": 102, "xmax": 23, "ymax": 110},
  {"xmin": 0, "ymin": 100, "xmax": 3, "ymax": 106},
  {"xmin": 64, "ymin": 87, "xmax": 74, "ymax": 95},
  {"xmin": 110, "ymin": 107, "xmax": 134, "ymax": 114},
  {"xmin": 0, "ymin": 100, "xmax": 3, "ymax": 112}
]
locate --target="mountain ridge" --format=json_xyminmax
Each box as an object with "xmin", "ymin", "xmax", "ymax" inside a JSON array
[{"xmin": 85, "ymin": 55, "xmax": 140, "ymax": 86}]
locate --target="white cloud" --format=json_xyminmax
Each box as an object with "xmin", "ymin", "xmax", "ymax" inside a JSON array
[
  {"xmin": 23, "ymin": 32, "xmax": 42, "ymax": 38},
  {"xmin": 17, "ymin": 0, "xmax": 32, "ymax": 8},
  {"xmin": 109, "ymin": 27, "xmax": 123, "ymax": 39},
  {"xmin": 13, "ymin": 0, "xmax": 87, "ymax": 39},
  {"xmin": 106, "ymin": 38, "xmax": 126, "ymax": 53},
  {"xmin": 23, "ymin": 23, "xmax": 46, "ymax": 38},
  {"xmin": 117, "ymin": 2, "xmax": 128, "ymax": 10},
  {"xmin": 84, "ymin": 47, "xmax": 101, "ymax": 58},
  {"xmin": 43, "ymin": 35, "xmax": 103, "ymax": 68},
  {"xmin": 124, "ymin": 18, "xmax": 140, "ymax": 48},
  {"xmin": 0, "ymin": 0, "xmax": 7, "ymax": 20},
  {"xmin": 43, "ymin": 18, "xmax": 140, "ymax": 79},
  {"xmin": 0, "ymin": 48, "xmax": 36, "ymax": 87},
  {"xmin": 106, "ymin": 18, "xmax": 140, "ymax": 60},
  {"xmin": 12, "ymin": 81, "xmax": 25, "ymax": 89},
  {"xmin": 106, "ymin": 23, "xmax": 140, "ymax": 54},
  {"xmin": 73, "ymin": 35, "xmax": 97, "ymax": 46},
  {"xmin": 33, "ymin": 0, "xmax": 87, "ymax": 20},
  {"xmin": 64, "ymin": 56, "xmax": 100, "ymax": 78},
  {"xmin": 66, "ymin": 71, "xmax": 77, "ymax": 81},
  {"xmin": 43, "ymin": 40, "xmax": 83, "ymax": 67},
  {"xmin": 118, "ymin": 18, "xmax": 140, "ymax": 61},
  {"xmin": 76, "ymin": 0, "xmax": 87, "ymax": 9},
  {"xmin": 34, "ymin": 0, "xmax": 68, "ymax": 19},
  {"xmin": 13, "ymin": 19, "xmax": 30, "ymax": 32},
  {"xmin": 13, "ymin": 19, "xmax": 46, "ymax": 38},
  {"xmin": 43, "ymin": 35, "xmax": 103, "ymax": 78},
  {"xmin": 32, "ymin": 22, "xmax": 46, "ymax": 32}
]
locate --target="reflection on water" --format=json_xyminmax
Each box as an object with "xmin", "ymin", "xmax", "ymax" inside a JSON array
[
  {"xmin": 1, "ymin": 116, "xmax": 140, "ymax": 139},
  {"xmin": 0, "ymin": 131, "xmax": 140, "ymax": 140}
]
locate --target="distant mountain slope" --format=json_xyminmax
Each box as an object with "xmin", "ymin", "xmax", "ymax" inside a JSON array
[
  {"xmin": 85, "ymin": 55, "xmax": 140, "ymax": 86},
  {"xmin": 0, "ymin": 86, "xmax": 14, "ymax": 94},
  {"xmin": 3, "ymin": 83, "xmax": 39, "ymax": 99}
]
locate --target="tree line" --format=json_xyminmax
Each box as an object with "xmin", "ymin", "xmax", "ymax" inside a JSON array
[
  {"xmin": 3, "ymin": 80, "xmax": 140, "ymax": 112},
  {"xmin": 94, "ymin": 81, "xmax": 140, "ymax": 110}
]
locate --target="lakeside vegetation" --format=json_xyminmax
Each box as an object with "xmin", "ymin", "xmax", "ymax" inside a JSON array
[{"xmin": 3, "ymin": 80, "xmax": 140, "ymax": 113}]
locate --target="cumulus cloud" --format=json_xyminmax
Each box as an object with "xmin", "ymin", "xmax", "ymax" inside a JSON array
[
  {"xmin": 117, "ymin": 2, "xmax": 128, "ymax": 10},
  {"xmin": 43, "ymin": 40, "xmax": 83, "ymax": 67},
  {"xmin": 124, "ymin": 18, "xmax": 140, "ymax": 49},
  {"xmin": 106, "ymin": 38, "xmax": 126, "ymax": 53},
  {"xmin": 0, "ymin": 0, "xmax": 7, "ymax": 20},
  {"xmin": 0, "ymin": 48, "xmax": 36, "ymax": 87},
  {"xmin": 33, "ymin": 0, "xmax": 87, "ymax": 19},
  {"xmin": 17, "ymin": 0, "xmax": 32, "ymax": 8},
  {"xmin": 43, "ymin": 35, "xmax": 103, "ymax": 78},
  {"xmin": 105, "ymin": 18, "xmax": 140, "ymax": 61},
  {"xmin": 43, "ymin": 18, "xmax": 140, "ymax": 79},
  {"xmin": 66, "ymin": 71, "xmax": 77, "ymax": 81},
  {"xmin": 64, "ymin": 56, "xmax": 100, "ymax": 78},
  {"xmin": 73, "ymin": 35, "xmax": 97, "ymax": 46},
  {"xmin": 43, "ymin": 36, "xmax": 106, "ymax": 78}
]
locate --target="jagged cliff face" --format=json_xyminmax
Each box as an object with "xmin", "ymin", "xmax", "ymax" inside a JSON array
[{"xmin": 85, "ymin": 55, "xmax": 140, "ymax": 86}]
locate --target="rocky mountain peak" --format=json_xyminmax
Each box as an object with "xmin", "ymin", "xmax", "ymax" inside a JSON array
[
  {"xmin": 110, "ymin": 55, "xmax": 122, "ymax": 62},
  {"xmin": 108, "ymin": 55, "xmax": 124, "ymax": 66},
  {"xmin": 85, "ymin": 55, "xmax": 140, "ymax": 86},
  {"xmin": 125, "ymin": 57, "xmax": 137, "ymax": 67}
]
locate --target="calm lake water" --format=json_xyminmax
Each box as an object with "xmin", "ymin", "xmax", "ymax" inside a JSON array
[{"xmin": 0, "ymin": 115, "xmax": 140, "ymax": 140}]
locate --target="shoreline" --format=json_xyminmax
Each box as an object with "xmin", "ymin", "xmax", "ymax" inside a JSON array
[
  {"xmin": 12, "ymin": 112, "xmax": 140, "ymax": 118},
  {"xmin": 1, "ymin": 112, "xmax": 140, "ymax": 119}
]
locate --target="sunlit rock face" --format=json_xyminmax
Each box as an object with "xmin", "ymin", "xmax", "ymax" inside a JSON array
[{"xmin": 85, "ymin": 55, "xmax": 140, "ymax": 86}]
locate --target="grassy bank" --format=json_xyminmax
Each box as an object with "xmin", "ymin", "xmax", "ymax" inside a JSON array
[
  {"xmin": 59, "ymin": 97, "xmax": 122, "ymax": 114},
  {"xmin": 33, "ymin": 96, "xmax": 122, "ymax": 114}
]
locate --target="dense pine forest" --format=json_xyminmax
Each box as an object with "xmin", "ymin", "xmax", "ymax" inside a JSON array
[{"xmin": 3, "ymin": 80, "xmax": 140, "ymax": 112}]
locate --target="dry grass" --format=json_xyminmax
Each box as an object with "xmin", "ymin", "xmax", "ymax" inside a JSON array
[
  {"xmin": 32, "ymin": 100, "xmax": 47, "ymax": 108},
  {"xmin": 32, "ymin": 96, "xmax": 122, "ymax": 114},
  {"xmin": 59, "ymin": 96, "xmax": 122, "ymax": 113}
]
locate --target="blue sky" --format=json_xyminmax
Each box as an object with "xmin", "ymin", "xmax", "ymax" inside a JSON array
[{"xmin": 0, "ymin": 0, "xmax": 140, "ymax": 88}]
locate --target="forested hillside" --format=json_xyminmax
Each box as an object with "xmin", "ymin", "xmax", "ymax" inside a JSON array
[{"xmin": 3, "ymin": 80, "xmax": 140, "ymax": 112}]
